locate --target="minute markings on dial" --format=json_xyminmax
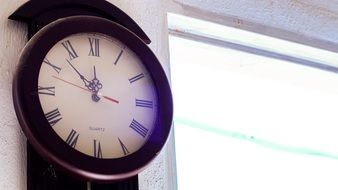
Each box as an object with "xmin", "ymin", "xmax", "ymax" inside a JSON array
[
  {"xmin": 129, "ymin": 119, "xmax": 148, "ymax": 138},
  {"xmin": 118, "ymin": 138, "xmax": 130, "ymax": 155},
  {"xmin": 113, "ymin": 47, "xmax": 124, "ymax": 65},
  {"xmin": 93, "ymin": 139, "xmax": 103, "ymax": 158},
  {"xmin": 88, "ymin": 37, "xmax": 100, "ymax": 57},
  {"xmin": 135, "ymin": 99, "xmax": 153, "ymax": 108},
  {"xmin": 44, "ymin": 108, "xmax": 62, "ymax": 127},
  {"xmin": 61, "ymin": 40, "xmax": 78, "ymax": 60},
  {"xmin": 38, "ymin": 86, "xmax": 55, "ymax": 96},
  {"xmin": 129, "ymin": 73, "xmax": 145, "ymax": 84},
  {"xmin": 43, "ymin": 58, "xmax": 61, "ymax": 74},
  {"xmin": 65, "ymin": 129, "xmax": 79, "ymax": 148}
]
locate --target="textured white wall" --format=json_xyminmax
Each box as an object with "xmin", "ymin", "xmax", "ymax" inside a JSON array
[
  {"xmin": 173, "ymin": 0, "xmax": 338, "ymax": 46},
  {"xmin": 0, "ymin": 1, "xmax": 29, "ymax": 190}
]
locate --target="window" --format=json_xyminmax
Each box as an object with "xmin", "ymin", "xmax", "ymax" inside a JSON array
[{"xmin": 169, "ymin": 14, "xmax": 338, "ymax": 190}]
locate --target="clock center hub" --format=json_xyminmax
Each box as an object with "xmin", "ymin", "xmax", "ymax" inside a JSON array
[{"xmin": 92, "ymin": 93, "xmax": 101, "ymax": 102}]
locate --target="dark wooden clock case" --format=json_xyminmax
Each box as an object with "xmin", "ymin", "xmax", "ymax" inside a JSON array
[{"xmin": 9, "ymin": 0, "xmax": 164, "ymax": 189}]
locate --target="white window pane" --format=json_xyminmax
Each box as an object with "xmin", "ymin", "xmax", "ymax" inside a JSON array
[{"xmin": 170, "ymin": 36, "xmax": 338, "ymax": 190}]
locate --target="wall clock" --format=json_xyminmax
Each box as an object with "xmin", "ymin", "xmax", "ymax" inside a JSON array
[{"xmin": 10, "ymin": 1, "xmax": 173, "ymax": 189}]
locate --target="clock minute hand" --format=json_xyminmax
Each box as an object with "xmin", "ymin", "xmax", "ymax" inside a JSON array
[
  {"xmin": 94, "ymin": 65, "xmax": 97, "ymax": 79},
  {"xmin": 53, "ymin": 75, "xmax": 90, "ymax": 92},
  {"xmin": 66, "ymin": 59, "xmax": 91, "ymax": 87}
]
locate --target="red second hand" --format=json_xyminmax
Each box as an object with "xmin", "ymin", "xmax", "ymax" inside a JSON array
[
  {"xmin": 103, "ymin": 95, "xmax": 119, "ymax": 104},
  {"xmin": 52, "ymin": 75, "xmax": 119, "ymax": 104},
  {"xmin": 52, "ymin": 75, "xmax": 89, "ymax": 92}
]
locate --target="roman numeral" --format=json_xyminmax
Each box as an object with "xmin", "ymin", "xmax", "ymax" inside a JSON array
[
  {"xmin": 129, "ymin": 119, "xmax": 148, "ymax": 138},
  {"xmin": 113, "ymin": 49, "xmax": 124, "ymax": 65},
  {"xmin": 118, "ymin": 138, "xmax": 130, "ymax": 155},
  {"xmin": 65, "ymin": 129, "xmax": 79, "ymax": 148},
  {"xmin": 43, "ymin": 58, "xmax": 61, "ymax": 74},
  {"xmin": 88, "ymin": 38, "xmax": 100, "ymax": 57},
  {"xmin": 45, "ymin": 108, "xmax": 62, "ymax": 127},
  {"xmin": 38, "ymin": 86, "xmax": 55, "ymax": 96},
  {"xmin": 129, "ymin": 73, "xmax": 145, "ymax": 84},
  {"xmin": 61, "ymin": 40, "xmax": 78, "ymax": 60},
  {"xmin": 135, "ymin": 99, "xmax": 153, "ymax": 108},
  {"xmin": 93, "ymin": 140, "xmax": 103, "ymax": 158}
]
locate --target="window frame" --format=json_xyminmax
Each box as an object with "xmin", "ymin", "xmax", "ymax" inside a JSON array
[{"xmin": 167, "ymin": 12, "xmax": 338, "ymax": 190}]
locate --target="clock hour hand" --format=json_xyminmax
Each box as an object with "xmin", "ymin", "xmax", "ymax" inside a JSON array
[
  {"xmin": 66, "ymin": 59, "xmax": 91, "ymax": 89},
  {"xmin": 89, "ymin": 66, "xmax": 103, "ymax": 102}
]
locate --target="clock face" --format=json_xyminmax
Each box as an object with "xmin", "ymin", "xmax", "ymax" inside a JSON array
[{"xmin": 37, "ymin": 32, "xmax": 158, "ymax": 159}]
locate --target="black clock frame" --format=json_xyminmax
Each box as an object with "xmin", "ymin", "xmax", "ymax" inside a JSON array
[
  {"xmin": 13, "ymin": 16, "xmax": 173, "ymax": 182},
  {"xmin": 9, "ymin": 0, "xmax": 151, "ymax": 43}
]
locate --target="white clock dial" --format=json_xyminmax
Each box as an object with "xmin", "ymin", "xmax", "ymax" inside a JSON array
[{"xmin": 38, "ymin": 32, "xmax": 158, "ymax": 159}]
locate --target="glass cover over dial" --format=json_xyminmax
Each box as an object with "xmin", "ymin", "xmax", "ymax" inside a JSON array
[{"xmin": 38, "ymin": 32, "xmax": 158, "ymax": 159}]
